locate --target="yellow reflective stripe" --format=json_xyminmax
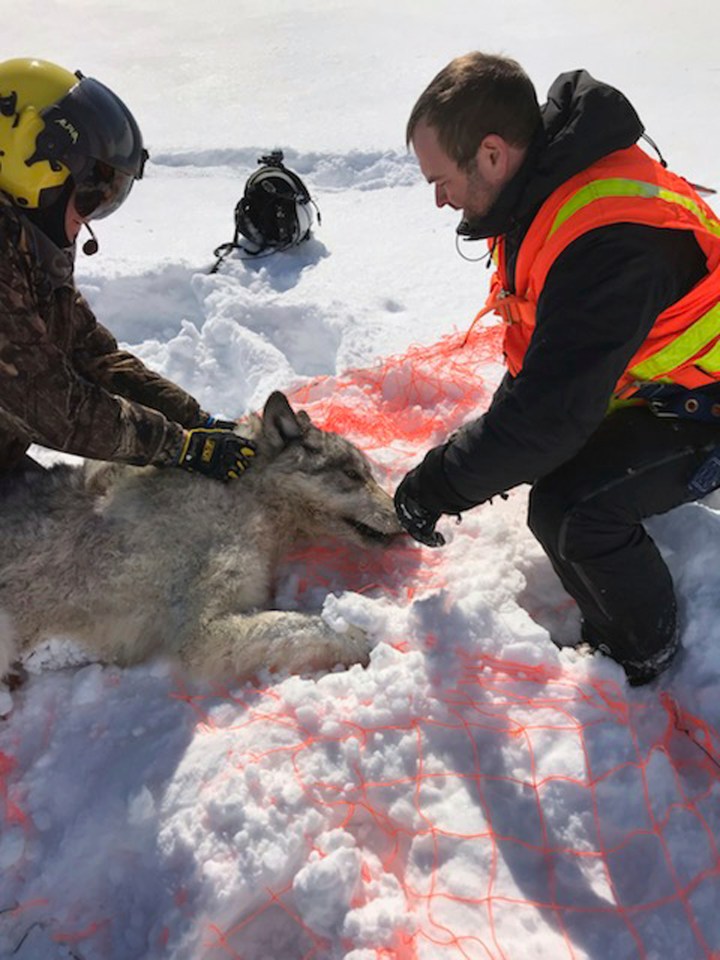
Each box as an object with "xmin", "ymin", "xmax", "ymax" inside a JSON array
[
  {"xmin": 629, "ymin": 302, "xmax": 720, "ymax": 380},
  {"xmin": 550, "ymin": 179, "xmax": 658, "ymax": 235},
  {"xmin": 607, "ymin": 395, "xmax": 647, "ymax": 414},
  {"xmin": 696, "ymin": 335, "xmax": 720, "ymax": 374},
  {"xmin": 657, "ymin": 186, "xmax": 720, "ymax": 238},
  {"xmin": 549, "ymin": 178, "xmax": 720, "ymax": 239}
]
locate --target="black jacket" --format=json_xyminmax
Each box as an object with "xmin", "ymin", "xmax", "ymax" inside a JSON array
[{"xmin": 405, "ymin": 70, "xmax": 709, "ymax": 515}]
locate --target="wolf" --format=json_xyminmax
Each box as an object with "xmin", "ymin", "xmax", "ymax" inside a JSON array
[{"xmin": 0, "ymin": 391, "xmax": 402, "ymax": 683}]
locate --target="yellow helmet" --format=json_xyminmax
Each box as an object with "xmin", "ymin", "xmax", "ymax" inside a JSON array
[{"xmin": 0, "ymin": 57, "xmax": 147, "ymax": 217}]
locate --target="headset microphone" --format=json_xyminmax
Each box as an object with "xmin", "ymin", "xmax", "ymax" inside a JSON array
[{"xmin": 82, "ymin": 223, "xmax": 99, "ymax": 256}]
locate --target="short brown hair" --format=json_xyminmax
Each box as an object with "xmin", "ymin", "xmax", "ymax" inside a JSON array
[{"xmin": 406, "ymin": 52, "xmax": 541, "ymax": 169}]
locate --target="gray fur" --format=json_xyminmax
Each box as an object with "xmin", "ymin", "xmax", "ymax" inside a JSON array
[{"xmin": 0, "ymin": 392, "xmax": 402, "ymax": 682}]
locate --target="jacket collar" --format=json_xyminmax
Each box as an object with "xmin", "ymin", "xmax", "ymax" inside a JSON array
[
  {"xmin": 21, "ymin": 217, "xmax": 75, "ymax": 290},
  {"xmin": 0, "ymin": 193, "xmax": 75, "ymax": 290}
]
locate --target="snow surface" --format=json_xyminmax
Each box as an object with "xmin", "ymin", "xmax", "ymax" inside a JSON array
[{"xmin": 3, "ymin": 3, "xmax": 720, "ymax": 958}]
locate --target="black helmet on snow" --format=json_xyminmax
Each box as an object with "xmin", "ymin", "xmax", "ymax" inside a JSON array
[
  {"xmin": 211, "ymin": 151, "xmax": 320, "ymax": 271},
  {"xmin": 235, "ymin": 151, "xmax": 317, "ymax": 251}
]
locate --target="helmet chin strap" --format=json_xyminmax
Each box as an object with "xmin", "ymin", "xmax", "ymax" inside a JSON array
[{"xmin": 81, "ymin": 222, "xmax": 99, "ymax": 256}]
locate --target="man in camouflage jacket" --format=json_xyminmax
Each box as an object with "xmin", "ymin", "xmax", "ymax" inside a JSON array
[
  {"xmin": 0, "ymin": 58, "xmax": 254, "ymax": 484},
  {"xmin": 0, "ymin": 193, "xmax": 212, "ymax": 474}
]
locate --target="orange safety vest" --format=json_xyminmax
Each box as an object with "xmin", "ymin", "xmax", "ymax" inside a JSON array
[{"xmin": 480, "ymin": 145, "xmax": 720, "ymax": 400}]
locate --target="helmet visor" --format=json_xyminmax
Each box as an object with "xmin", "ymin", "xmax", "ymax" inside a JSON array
[
  {"xmin": 73, "ymin": 158, "xmax": 135, "ymax": 220},
  {"xmin": 36, "ymin": 75, "xmax": 147, "ymax": 179}
]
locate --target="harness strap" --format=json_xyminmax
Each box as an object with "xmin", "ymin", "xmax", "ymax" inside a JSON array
[
  {"xmin": 462, "ymin": 290, "xmax": 527, "ymax": 346},
  {"xmin": 630, "ymin": 381, "xmax": 720, "ymax": 422}
]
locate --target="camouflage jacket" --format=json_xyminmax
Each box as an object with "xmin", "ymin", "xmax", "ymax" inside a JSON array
[{"xmin": 0, "ymin": 194, "xmax": 207, "ymax": 473}]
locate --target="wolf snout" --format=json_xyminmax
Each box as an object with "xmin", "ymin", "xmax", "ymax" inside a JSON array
[{"xmin": 343, "ymin": 514, "xmax": 403, "ymax": 545}]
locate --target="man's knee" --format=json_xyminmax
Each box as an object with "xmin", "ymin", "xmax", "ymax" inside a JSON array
[
  {"xmin": 531, "ymin": 476, "xmax": 635, "ymax": 565},
  {"xmin": 527, "ymin": 479, "xmax": 569, "ymax": 554}
]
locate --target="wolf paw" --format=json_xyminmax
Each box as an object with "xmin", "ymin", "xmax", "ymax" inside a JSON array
[
  {"xmin": 333, "ymin": 623, "xmax": 371, "ymax": 669},
  {"xmin": 197, "ymin": 609, "xmax": 372, "ymax": 681},
  {"xmin": 286, "ymin": 616, "xmax": 370, "ymax": 674}
]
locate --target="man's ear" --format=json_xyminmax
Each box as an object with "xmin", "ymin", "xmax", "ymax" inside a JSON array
[
  {"xmin": 476, "ymin": 134, "xmax": 527, "ymax": 185},
  {"xmin": 475, "ymin": 134, "xmax": 509, "ymax": 184}
]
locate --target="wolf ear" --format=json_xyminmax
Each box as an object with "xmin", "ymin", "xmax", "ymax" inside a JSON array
[{"xmin": 262, "ymin": 391, "xmax": 309, "ymax": 448}]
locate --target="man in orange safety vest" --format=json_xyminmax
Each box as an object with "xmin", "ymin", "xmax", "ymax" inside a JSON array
[{"xmin": 394, "ymin": 51, "xmax": 720, "ymax": 686}]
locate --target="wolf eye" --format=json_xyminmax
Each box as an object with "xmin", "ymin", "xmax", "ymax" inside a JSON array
[{"xmin": 344, "ymin": 469, "xmax": 363, "ymax": 482}]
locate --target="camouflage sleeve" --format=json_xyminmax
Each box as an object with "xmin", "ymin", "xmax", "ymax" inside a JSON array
[
  {"xmin": 72, "ymin": 297, "xmax": 209, "ymax": 429},
  {"xmin": 0, "ymin": 227, "xmax": 186, "ymax": 467}
]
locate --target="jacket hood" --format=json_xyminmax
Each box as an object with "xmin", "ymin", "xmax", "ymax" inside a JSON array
[{"xmin": 458, "ymin": 69, "xmax": 645, "ymax": 241}]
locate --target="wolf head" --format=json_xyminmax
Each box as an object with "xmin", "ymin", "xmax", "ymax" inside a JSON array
[{"xmin": 249, "ymin": 391, "xmax": 402, "ymax": 548}]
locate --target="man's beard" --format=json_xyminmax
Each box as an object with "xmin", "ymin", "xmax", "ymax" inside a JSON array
[
  {"xmin": 456, "ymin": 166, "xmax": 504, "ymax": 240},
  {"xmin": 464, "ymin": 165, "xmax": 500, "ymax": 219}
]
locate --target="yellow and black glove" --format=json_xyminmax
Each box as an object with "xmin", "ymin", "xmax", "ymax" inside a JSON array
[{"xmin": 176, "ymin": 428, "xmax": 256, "ymax": 482}]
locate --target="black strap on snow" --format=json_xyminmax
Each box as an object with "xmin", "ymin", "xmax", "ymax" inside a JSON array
[{"xmin": 209, "ymin": 216, "xmax": 276, "ymax": 274}]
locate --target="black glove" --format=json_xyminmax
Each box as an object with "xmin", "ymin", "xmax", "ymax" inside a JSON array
[
  {"xmin": 394, "ymin": 474, "xmax": 446, "ymax": 548},
  {"xmin": 177, "ymin": 428, "xmax": 256, "ymax": 482}
]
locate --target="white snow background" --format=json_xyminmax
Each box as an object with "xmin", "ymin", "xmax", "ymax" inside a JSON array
[{"xmin": 2, "ymin": 2, "xmax": 720, "ymax": 958}]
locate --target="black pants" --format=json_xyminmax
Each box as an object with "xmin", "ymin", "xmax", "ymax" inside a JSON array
[{"xmin": 528, "ymin": 406, "xmax": 720, "ymax": 666}]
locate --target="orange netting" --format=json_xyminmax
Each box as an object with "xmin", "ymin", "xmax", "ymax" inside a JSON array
[
  {"xmin": 204, "ymin": 322, "xmax": 720, "ymax": 958},
  {"xmin": 288, "ymin": 322, "xmax": 505, "ymax": 457},
  {"xmin": 169, "ymin": 655, "xmax": 720, "ymax": 960},
  {"xmin": 2, "ymin": 322, "xmax": 719, "ymax": 959}
]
